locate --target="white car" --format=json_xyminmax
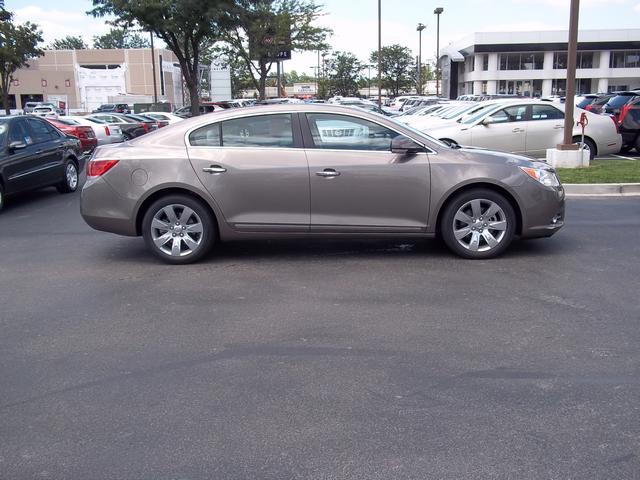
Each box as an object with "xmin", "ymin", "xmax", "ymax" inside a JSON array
[
  {"xmin": 63, "ymin": 115, "xmax": 124, "ymax": 145},
  {"xmin": 402, "ymin": 102, "xmax": 476, "ymax": 128},
  {"xmin": 31, "ymin": 106, "xmax": 58, "ymax": 119},
  {"xmin": 423, "ymin": 100, "xmax": 622, "ymax": 159},
  {"xmin": 142, "ymin": 112, "xmax": 185, "ymax": 125}
]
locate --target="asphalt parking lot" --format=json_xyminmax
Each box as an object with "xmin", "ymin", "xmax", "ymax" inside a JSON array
[{"xmin": 1, "ymin": 183, "xmax": 639, "ymax": 480}]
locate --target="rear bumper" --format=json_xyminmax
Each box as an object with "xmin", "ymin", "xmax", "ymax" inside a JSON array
[{"xmin": 80, "ymin": 176, "xmax": 138, "ymax": 236}]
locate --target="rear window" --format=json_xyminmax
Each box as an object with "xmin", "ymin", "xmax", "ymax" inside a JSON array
[
  {"xmin": 577, "ymin": 98, "xmax": 594, "ymax": 109},
  {"xmin": 608, "ymin": 95, "xmax": 638, "ymax": 108}
]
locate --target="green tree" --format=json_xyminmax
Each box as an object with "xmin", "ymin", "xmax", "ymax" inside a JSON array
[
  {"xmin": 369, "ymin": 44, "xmax": 414, "ymax": 97},
  {"xmin": 0, "ymin": 9, "xmax": 43, "ymax": 114},
  {"xmin": 282, "ymin": 69, "xmax": 313, "ymax": 86},
  {"xmin": 93, "ymin": 28, "xmax": 150, "ymax": 49},
  {"xmin": 327, "ymin": 51, "xmax": 362, "ymax": 97},
  {"xmin": 49, "ymin": 35, "xmax": 87, "ymax": 50},
  {"xmin": 221, "ymin": 0, "xmax": 330, "ymax": 100},
  {"xmin": 410, "ymin": 62, "xmax": 434, "ymax": 94},
  {"xmin": 90, "ymin": 0, "xmax": 234, "ymax": 116}
]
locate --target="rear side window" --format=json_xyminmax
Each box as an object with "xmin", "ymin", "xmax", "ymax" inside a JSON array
[
  {"xmin": 531, "ymin": 105, "xmax": 564, "ymax": 120},
  {"xmin": 190, "ymin": 123, "xmax": 221, "ymax": 146},
  {"xmin": 221, "ymin": 114, "xmax": 293, "ymax": 148}
]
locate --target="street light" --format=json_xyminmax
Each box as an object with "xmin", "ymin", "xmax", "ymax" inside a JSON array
[
  {"xmin": 416, "ymin": 23, "xmax": 426, "ymax": 95},
  {"xmin": 368, "ymin": 63, "xmax": 375, "ymax": 98},
  {"xmin": 377, "ymin": 0, "xmax": 382, "ymax": 107},
  {"xmin": 434, "ymin": 7, "xmax": 443, "ymax": 97}
]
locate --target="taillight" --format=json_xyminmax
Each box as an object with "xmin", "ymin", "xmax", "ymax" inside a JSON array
[
  {"xmin": 104, "ymin": 126, "xmax": 111, "ymax": 136},
  {"xmin": 140, "ymin": 122, "xmax": 149, "ymax": 133},
  {"xmin": 585, "ymin": 105, "xmax": 593, "ymax": 111},
  {"xmin": 618, "ymin": 104, "xmax": 630, "ymax": 125},
  {"xmin": 87, "ymin": 159, "xmax": 119, "ymax": 177},
  {"xmin": 609, "ymin": 114, "xmax": 620, "ymax": 134}
]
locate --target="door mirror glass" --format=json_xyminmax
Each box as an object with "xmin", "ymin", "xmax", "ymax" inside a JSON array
[
  {"xmin": 481, "ymin": 117, "xmax": 496, "ymax": 126},
  {"xmin": 8, "ymin": 140, "xmax": 27, "ymax": 151},
  {"xmin": 391, "ymin": 135, "xmax": 424, "ymax": 154}
]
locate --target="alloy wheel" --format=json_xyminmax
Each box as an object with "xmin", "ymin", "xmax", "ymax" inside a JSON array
[
  {"xmin": 66, "ymin": 163, "xmax": 78, "ymax": 191},
  {"xmin": 150, "ymin": 204, "xmax": 204, "ymax": 257},
  {"xmin": 452, "ymin": 199, "xmax": 507, "ymax": 252}
]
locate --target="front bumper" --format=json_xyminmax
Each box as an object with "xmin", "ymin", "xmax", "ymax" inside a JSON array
[{"xmin": 519, "ymin": 182, "xmax": 566, "ymax": 239}]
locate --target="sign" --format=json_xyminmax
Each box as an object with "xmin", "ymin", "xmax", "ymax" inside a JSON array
[{"xmin": 249, "ymin": 20, "xmax": 292, "ymax": 62}]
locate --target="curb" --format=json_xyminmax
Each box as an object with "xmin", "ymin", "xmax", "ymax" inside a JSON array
[{"xmin": 564, "ymin": 183, "xmax": 640, "ymax": 197}]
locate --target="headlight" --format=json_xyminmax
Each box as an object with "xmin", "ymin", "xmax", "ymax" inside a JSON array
[{"xmin": 520, "ymin": 166, "xmax": 561, "ymax": 187}]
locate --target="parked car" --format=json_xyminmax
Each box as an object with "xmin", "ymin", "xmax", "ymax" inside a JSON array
[
  {"xmin": 81, "ymin": 104, "xmax": 565, "ymax": 264},
  {"xmin": 23, "ymin": 102, "xmax": 40, "ymax": 114},
  {"xmin": 424, "ymin": 100, "xmax": 621, "ymax": 159},
  {"xmin": 174, "ymin": 104, "xmax": 223, "ymax": 118},
  {"xmin": 62, "ymin": 116, "xmax": 124, "ymax": 146},
  {"xmin": 86, "ymin": 113, "xmax": 146, "ymax": 140},
  {"xmin": 617, "ymin": 96, "xmax": 640, "ymax": 153},
  {"xmin": 46, "ymin": 118, "xmax": 97, "ymax": 154},
  {"xmin": 347, "ymin": 103, "xmax": 395, "ymax": 116},
  {"xmin": 142, "ymin": 112, "xmax": 185, "ymax": 125},
  {"xmin": 0, "ymin": 115, "xmax": 82, "ymax": 211},
  {"xmin": 93, "ymin": 104, "xmax": 131, "ymax": 114},
  {"xmin": 403, "ymin": 102, "xmax": 477, "ymax": 129},
  {"xmin": 123, "ymin": 113, "xmax": 161, "ymax": 132},
  {"xmin": 602, "ymin": 92, "xmax": 639, "ymax": 121},
  {"xmin": 582, "ymin": 94, "xmax": 614, "ymax": 114},
  {"xmin": 31, "ymin": 106, "xmax": 58, "ymax": 119}
]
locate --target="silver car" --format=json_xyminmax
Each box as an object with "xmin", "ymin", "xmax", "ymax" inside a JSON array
[{"xmin": 81, "ymin": 105, "xmax": 565, "ymax": 264}]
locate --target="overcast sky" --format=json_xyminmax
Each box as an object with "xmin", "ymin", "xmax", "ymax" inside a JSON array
[{"xmin": 10, "ymin": 0, "xmax": 640, "ymax": 76}]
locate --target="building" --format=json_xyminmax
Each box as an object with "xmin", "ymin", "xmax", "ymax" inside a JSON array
[
  {"xmin": 439, "ymin": 29, "xmax": 640, "ymax": 99},
  {"xmin": 8, "ymin": 47, "xmax": 185, "ymax": 112}
]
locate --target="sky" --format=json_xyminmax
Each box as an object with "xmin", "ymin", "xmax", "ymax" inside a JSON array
[{"xmin": 8, "ymin": 0, "xmax": 640, "ymax": 76}]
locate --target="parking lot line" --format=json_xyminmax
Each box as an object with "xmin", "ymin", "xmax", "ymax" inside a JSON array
[{"xmin": 611, "ymin": 154, "xmax": 640, "ymax": 161}]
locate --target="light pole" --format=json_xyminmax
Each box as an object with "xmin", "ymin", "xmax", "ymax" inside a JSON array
[
  {"xmin": 417, "ymin": 23, "xmax": 425, "ymax": 95},
  {"xmin": 377, "ymin": 0, "xmax": 382, "ymax": 107},
  {"xmin": 434, "ymin": 7, "xmax": 443, "ymax": 97}
]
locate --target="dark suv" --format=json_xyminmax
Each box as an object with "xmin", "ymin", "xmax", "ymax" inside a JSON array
[
  {"xmin": 93, "ymin": 104, "xmax": 131, "ymax": 114},
  {"xmin": 602, "ymin": 92, "xmax": 639, "ymax": 120},
  {"xmin": 618, "ymin": 96, "xmax": 640, "ymax": 153}
]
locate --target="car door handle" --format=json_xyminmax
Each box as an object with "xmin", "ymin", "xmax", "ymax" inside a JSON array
[
  {"xmin": 316, "ymin": 168, "xmax": 341, "ymax": 177},
  {"xmin": 35, "ymin": 150, "xmax": 43, "ymax": 154},
  {"xmin": 553, "ymin": 125, "xmax": 564, "ymax": 129},
  {"xmin": 202, "ymin": 165, "xmax": 227, "ymax": 174},
  {"xmin": 512, "ymin": 128, "xmax": 524, "ymax": 133}
]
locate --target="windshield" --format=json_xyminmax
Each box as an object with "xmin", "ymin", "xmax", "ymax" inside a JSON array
[
  {"xmin": 390, "ymin": 119, "xmax": 450, "ymax": 149},
  {"xmin": 459, "ymin": 104, "xmax": 500, "ymax": 124},
  {"xmin": 55, "ymin": 118, "xmax": 80, "ymax": 126},
  {"xmin": 86, "ymin": 117, "xmax": 107, "ymax": 124},
  {"xmin": 441, "ymin": 104, "xmax": 477, "ymax": 120}
]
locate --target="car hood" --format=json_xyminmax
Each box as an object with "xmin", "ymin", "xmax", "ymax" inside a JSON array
[{"xmin": 455, "ymin": 145, "xmax": 551, "ymax": 170}]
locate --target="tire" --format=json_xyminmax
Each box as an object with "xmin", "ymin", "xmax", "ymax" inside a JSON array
[
  {"xmin": 440, "ymin": 188, "xmax": 516, "ymax": 259},
  {"xmin": 142, "ymin": 194, "xmax": 216, "ymax": 264},
  {"xmin": 573, "ymin": 136, "xmax": 596, "ymax": 160},
  {"xmin": 123, "ymin": 132, "xmax": 132, "ymax": 141},
  {"xmin": 56, "ymin": 159, "xmax": 79, "ymax": 193}
]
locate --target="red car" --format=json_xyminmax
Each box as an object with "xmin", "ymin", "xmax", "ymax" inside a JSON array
[{"xmin": 46, "ymin": 118, "xmax": 97, "ymax": 153}]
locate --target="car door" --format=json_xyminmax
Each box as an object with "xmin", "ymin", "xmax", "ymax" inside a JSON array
[
  {"xmin": 524, "ymin": 104, "xmax": 565, "ymax": 157},
  {"xmin": 2, "ymin": 118, "xmax": 44, "ymax": 194},
  {"xmin": 470, "ymin": 104, "xmax": 528, "ymax": 154},
  {"xmin": 24, "ymin": 117, "xmax": 66, "ymax": 185},
  {"xmin": 302, "ymin": 112, "xmax": 430, "ymax": 232},
  {"xmin": 186, "ymin": 112, "xmax": 310, "ymax": 231}
]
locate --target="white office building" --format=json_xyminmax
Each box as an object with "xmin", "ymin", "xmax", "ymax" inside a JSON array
[{"xmin": 439, "ymin": 29, "xmax": 640, "ymax": 99}]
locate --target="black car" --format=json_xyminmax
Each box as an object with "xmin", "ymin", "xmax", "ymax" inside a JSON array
[
  {"xmin": 602, "ymin": 92, "xmax": 639, "ymax": 120},
  {"xmin": 92, "ymin": 103, "xmax": 131, "ymax": 114},
  {"xmin": 0, "ymin": 116, "xmax": 82, "ymax": 211},
  {"xmin": 123, "ymin": 113, "xmax": 159, "ymax": 132},
  {"xmin": 87, "ymin": 113, "xmax": 147, "ymax": 140},
  {"xmin": 618, "ymin": 96, "xmax": 640, "ymax": 153}
]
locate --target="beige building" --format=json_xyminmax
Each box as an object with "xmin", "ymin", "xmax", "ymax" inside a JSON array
[{"xmin": 8, "ymin": 48, "xmax": 185, "ymax": 112}]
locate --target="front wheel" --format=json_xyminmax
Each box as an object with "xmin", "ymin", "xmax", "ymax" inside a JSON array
[
  {"xmin": 440, "ymin": 189, "xmax": 516, "ymax": 259},
  {"xmin": 57, "ymin": 160, "xmax": 79, "ymax": 193},
  {"xmin": 142, "ymin": 195, "xmax": 216, "ymax": 264}
]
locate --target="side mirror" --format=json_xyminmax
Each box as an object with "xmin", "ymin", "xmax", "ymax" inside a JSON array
[
  {"xmin": 481, "ymin": 117, "xmax": 495, "ymax": 126},
  {"xmin": 8, "ymin": 141, "xmax": 27, "ymax": 151},
  {"xmin": 391, "ymin": 135, "xmax": 424, "ymax": 154}
]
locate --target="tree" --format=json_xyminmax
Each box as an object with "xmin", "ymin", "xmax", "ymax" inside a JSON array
[
  {"xmin": 90, "ymin": 0, "xmax": 234, "ymax": 116},
  {"xmin": 93, "ymin": 28, "xmax": 150, "ymax": 49},
  {"xmin": 50, "ymin": 35, "xmax": 87, "ymax": 50},
  {"xmin": 369, "ymin": 44, "xmax": 414, "ymax": 97},
  {"xmin": 410, "ymin": 62, "xmax": 434, "ymax": 94},
  {"xmin": 282, "ymin": 69, "xmax": 313, "ymax": 85},
  {"xmin": 221, "ymin": 0, "xmax": 330, "ymax": 100},
  {"xmin": 0, "ymin": 10, "xmax": 43, "ymax": 115},
  {"xmin": 327, "ymin": 51, "xmax": 362, "ymax": 97}
]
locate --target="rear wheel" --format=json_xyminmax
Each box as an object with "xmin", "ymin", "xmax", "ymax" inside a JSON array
[
  {"xmin": 142, "ymin": 195, "xmax": 215, "ymax": 264},
  {"xmin": 56, "ymin": 159, "xmax": 79, "ymax": 193},
  {"xmin": 440, "ymin": 189, "xmax": 516, "ymax": 259},
  {"xmin": 123, "ymin": 132, "xmax": 132, "ymax": 141},
  {"xmin": 573, "ymin": 136, "xmax": 596, "ymax": 160}
]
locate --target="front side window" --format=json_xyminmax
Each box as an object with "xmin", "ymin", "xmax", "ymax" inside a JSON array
[
  {"xmin": 531, "ymin": 105, "xmax": 564, "ymax": 120},
  {"xmin": 306, "ymin": 113, "xmax": 401, "ymax": 151},
  {"xmin": 25, "ymin": 118, "xmax": 55, "ymax": 143},
  {"xmin": 221, "ymin": 114, "xmax": 293, "ymax": 148},
  {"xmin": 487, "ymin": 105, "xmax": 528, "ymax": 124},
  {"xmin": 8, "ymin": 119, "xmax": 32, "ymax": 145}
]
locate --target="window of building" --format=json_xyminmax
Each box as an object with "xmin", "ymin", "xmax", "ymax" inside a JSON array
[
  {"xmin": 555, "ymin": 51, "xmax": 598, "ymax": 69},
  {"xmin": 481, "ymin": 81, "xmax": 488, "ymax": 94},
  {"xmin": 499, "ymin": 53, "xmax": 543, "ymax": 70},
  {"xmin": 553, "ymin": 52, "xmax": 567, "ymax": 69},
  {"xmin": 467, "ymin": 56, "xmax": 474, "ymax": 72},
  {"xmin": 221, "ymin": 114, "xmax": 293, "ymax": 148},
  {"xmin": 306, "ymin": 113, "xmax": 401, "ymax": 151},
  {"xmin": 552, "ymin": 79, "xmax": 566, "ymax": 96},
  {"xmin": 482, "ymin": 55, "xmax": 489, "ymax": 71},
  {"xmin": 608, "ymin": 85, "xmax": 629, "ymax": 93},
  {"xmin": 610, "ymin": 51, "xmax": 640, "ymax": 68}
]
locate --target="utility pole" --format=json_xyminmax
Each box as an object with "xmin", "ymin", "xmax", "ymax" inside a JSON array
[
  {"xmin": 150, "ymin": 32, "xmax": 158, "ymax": 104},
  {"xmin": 434, "ymin": 7, "xmax": 443, "ymax": 97},
  {"xmin": 377, "ymin": 0, "xmax": 382, "ymax": 107},
  {"xmin": 561, "ymin": 0, "xmax": 580, "ymax": 148},
  {"xmin": 417, "ymin": 23, "xmax": 425, "ymax": 95}
]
